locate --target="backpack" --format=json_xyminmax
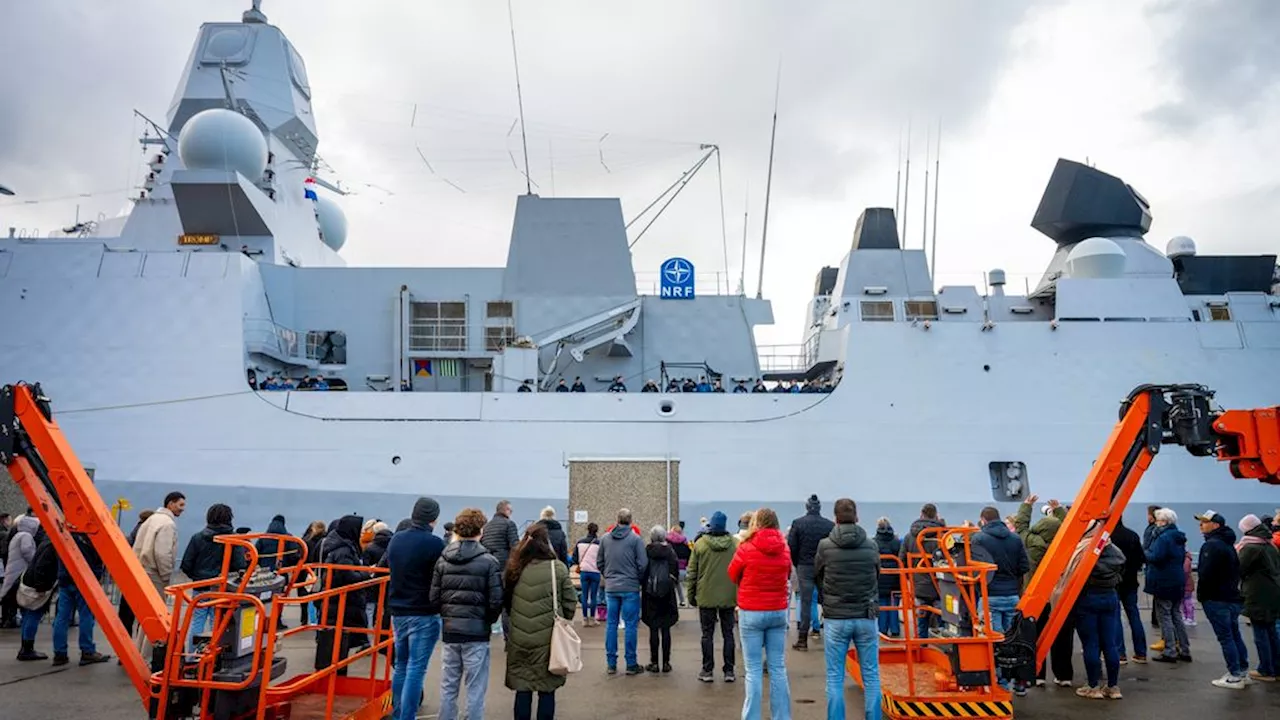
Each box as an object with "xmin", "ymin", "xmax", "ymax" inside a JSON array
[{"xmin": 646, "ymin": 554, "xmax": 672, "ymax": 598}]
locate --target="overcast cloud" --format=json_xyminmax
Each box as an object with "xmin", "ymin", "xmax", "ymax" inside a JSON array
[{"xmin": 1, "ymin": 0, "xmax": 1276, "ymax": 344}]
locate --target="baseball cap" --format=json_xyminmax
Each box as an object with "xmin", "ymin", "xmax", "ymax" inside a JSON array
[{"xmin": 1193, "ymin": 510, "xmax": 1225, "ymax": 525}]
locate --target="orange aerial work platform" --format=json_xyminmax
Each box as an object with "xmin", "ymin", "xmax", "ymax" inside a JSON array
[
  {"xmin": 1, "ymin": 382, "xmax": 395, "ymax": 720},
  {"xmin": 843, "ymin": 383, "xmax": 1279, "ymax": 719}
]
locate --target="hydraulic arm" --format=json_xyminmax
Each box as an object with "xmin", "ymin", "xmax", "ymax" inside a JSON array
[
  {"xmin": 0, "ymin": 382, "xmax": 167, "ymax": 702},
  {"xmin": 997, "ymin": 384, "xmax": 1280, "ymax": 675}
]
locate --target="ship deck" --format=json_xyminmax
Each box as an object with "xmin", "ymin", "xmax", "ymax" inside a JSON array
[{"xmin": 0, "ymin": 608, "xmax": 1271, "ymax": 719}]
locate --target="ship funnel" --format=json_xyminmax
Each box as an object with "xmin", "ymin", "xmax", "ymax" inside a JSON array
[{"xmin": 851, "ymin": 208, "xmax": 900, "ymax": 251}]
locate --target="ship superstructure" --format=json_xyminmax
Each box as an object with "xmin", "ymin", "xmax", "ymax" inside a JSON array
[{"xmin": 2, "ymin": 6, "xmax": 1277, "ymax": 540}]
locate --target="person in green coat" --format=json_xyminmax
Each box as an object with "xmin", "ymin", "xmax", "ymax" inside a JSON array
[
  {"xmin": 1236, "ymin": 514, "xmax": 1280, "ymax": 681},
  {"xmin": 503, "ymin": 523, "xmax": 578, "ymax": 720},
  {"xmin": 1012, "ymin": 494, "xmax": 1073, "ymax": 687},
  {"xmin": 686, "ymin": 511, "xmax": 739, "ymax": 683}
]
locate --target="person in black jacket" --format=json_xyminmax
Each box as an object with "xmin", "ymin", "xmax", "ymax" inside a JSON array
[
  {"xmin": 1193, "ymin": 511, "xmax": 1248, "ymax": 687},
  {"xmin": 315, "ymin": 514, "xmax": 371, "ymax": 676},
  {"xmin": 899, "ymin": 504, "xmax": 944, "ymax": 639},
  {"xmin": 117, "ymin": 509, "xmax": 154, "ymax": 636},
  {"xmin": 1109, "ymin": 517, "xmax": 1147, "ymax": 663},
  {"xmin": 536, "ymin": 507, "xmax": 570, "ymax": 566},
  {"xmin": 873, "ymin": 519, "xmax": 902, "ymax": 637},
  {"xmin": 180, "ymin": 503, "xmax": 248, "ymax": 652},
  {"xmin": 429, "ymin": 508, "xmax": 502, "ymax": 720},
  {"xmin": 1073, "ymin": 533, "xmax": 1126, "ymax": 699},
  {"xmin": 971, "ymin": 507, "xmax": 1030, "ymax": 639},
  {"xmin": 256, "ymin": 515, "xmax": 298, "ymax": 569},
  {"xmin": 814, "ymin": 499, "xmax": 880, "ymax": 720},
  {"xmin": 480, "ymin": 500, "xmax": 520, "ymax": 640},
  {"xmin": 640, "ymin": 526, "xmax": 680, "ymax": 673},
  {"xmin": 299, "ymin": 519, "xmax": 327, "ymax": 626},
  {"xmin": 788, "ymin": 494, "xmax": 835, "ymax": 649}
]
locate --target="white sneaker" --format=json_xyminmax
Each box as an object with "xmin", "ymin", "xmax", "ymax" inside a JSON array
[{"xmin": 1211, "ymin": 675, "xmax": 1247, "ymax": 690}]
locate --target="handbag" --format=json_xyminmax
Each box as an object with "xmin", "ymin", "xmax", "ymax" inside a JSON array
[
  {"xmin": 16, "ymin": 575, "xmax": 54, "ymax": 611},
  {"xmin": 547, "ymin": 560, "xmax": 582, "ymax": 676}
]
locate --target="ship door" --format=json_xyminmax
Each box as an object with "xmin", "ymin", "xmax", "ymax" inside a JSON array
[{"xmin": 566, "ymin": 458, "xmax": 679, "ymax": 543}]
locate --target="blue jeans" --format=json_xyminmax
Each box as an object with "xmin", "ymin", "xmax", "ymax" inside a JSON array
[
  {"xmin": 391, "ymin": 615, "xmax": 441, "ymax": 720},
  {"xmin": 187, "ymin": 592, "xmax": 214, "ymax": 653},
  {"xmin": 53, "ymin": 585, "xmax": 97, "ymax": 655},
  {"xmin": 740, "ymin": 609, "xmax": 790, "ymax": 720},
  {"xmin": 979, "ymin": 594, "xmax": 1020, "ymax": 634},
  {"xmin": 579, "ymin": 572, "xmax": 601, "ymax": 619},
  {"xmin": 1114, "ymin": 588, "xmax": 1147, "ymax": 658},
  {"xmin": 877, "ymin": 594, "xmax": 900, "ymax": 637},
  {"xmin": 915, "ymin": 598, "xmax": 937, "ymax": 638},
  {"xmin": 1074, "ymin": 591, "xmax": 1120, "ymax": 688},
  {"xmin": 438, "ymin": 641, "xmax": 490, "ymax": 720},
  {"xmin": 605, "ymin": 591, "xmax": 640, "ymax": 669},
  {"xmin": 1202, "ymin": 600, "xmax": 1248, "ymax": 677},
  {"xmin": 20, "ymin": 605, "xmax": 46, "ymax": 642},
  {"xmin": 1252, "ymin": 618, "xmax": 1280, "ymax": 677},
  {"xmin": 825, "ymin": 617, "xmax": 881, "ymax": 720}
]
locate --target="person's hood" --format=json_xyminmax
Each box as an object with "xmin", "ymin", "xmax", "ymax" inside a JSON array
[
  {"xmin": 830, "ymin": 523, "xmax": 868, "ymax": 548},
  {"xmin": 394, "ymin": 518, "xmax": 412, "ymax": 533},
  {"xmin": 1246, "ymin": 524, "xmax": 1273, "ymax": 542},
  {"xmin": 266, "ymin": 518, "xmax": 288, "ymax": 535},
  {"xmin": 1204, "ymin": 525, "xmax": 1237, "ymax": 545},
  {"xmin": 335, "ymin": 515, "xmax": 363, "ymax": 544},
  {"xmin": 646, "ymin": 542, "xmax": 670, "ymax": 558},
  {"xmin": 1161, "ymin": 525, "xmax": 1187, "ymax": 546},
  {"xmin": 372, "ymin": 528, "xmax": 393, "ymax": 545},
  {"xmin": 14, "ymin": 515, "xmax": 38, "ymax": 536},
  {"xmin": 667, "ymin": 529, "xmax": 687, "ymax": 544},
  {"xmin": 541, "ymin": 518, "xmax": 562, "ymax": 532},
  {"xmin": 702, "ymin": 532, "xmax": 736, "ymax": 552},
  {"xmin": 875, "ymin": 525, "xmax": 896, "ymax": 542},
  {"xmin": 326, "ymin": 519, "xmax": 340, "ymax": 537},
  {"xmin": 610, "ymin": 524, "xmax": 634, "ymax": 540},
  {"xmin": 749, "ymin": 527, "xmax": 787, "ymax": 555},
  {"xmin": 202, "ymin": 523, "xmax": 235, "ymax": 538},
  {"xmin": 443, "ymin": 539, "xmax": 488, "ymax": 564},
  {"xmin": 909, "ymin": 518, "xmax": 943, "ymax": 536},
  {"xmin": 981, "ymin": 521, "xmax": 1013, "ymax": 540}
]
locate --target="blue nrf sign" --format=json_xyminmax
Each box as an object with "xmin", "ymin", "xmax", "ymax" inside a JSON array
[{"xmin": 659, "ymin": 257, "xmax": 695, "ymax": 299}]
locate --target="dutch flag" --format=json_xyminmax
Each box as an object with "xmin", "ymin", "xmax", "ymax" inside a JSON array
[{"xmin": 303, "ymin": 177, "xmax": 318, "ymax": 201}]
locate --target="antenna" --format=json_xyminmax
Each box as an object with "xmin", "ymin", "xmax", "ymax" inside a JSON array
[
  {"xmin": 506, "ymin": 0, "xmax": 533, "ymax": 195},
  {"xmin": 930, "ymin": 119, "xmax": 942, "ymax": 285},
  {"xmin": 739, "ymin": 187, "xmax": 749, "ymax": 296},
  {"xmin": 922, "ymin": 123, "xmax": 930, "ymax": 251},
  {"xmin": 756, "ymin": 62, "xmax": 781, "ymax": 300},
  {"xmin": 894, "ymin": 127, "xmax": 902, "ymax": 222},
  {"xmin": 901, "ymin": 118, "xmax": 911, "ymax": 245}
]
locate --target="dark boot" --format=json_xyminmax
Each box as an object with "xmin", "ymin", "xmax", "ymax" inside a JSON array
[
  {"xmin": 792, "ymin": 635, "xmax": 808, "ymax": 651},
  {"xmin": 17, "ymin": 640, "xmax": 48, "ymax": 662}
]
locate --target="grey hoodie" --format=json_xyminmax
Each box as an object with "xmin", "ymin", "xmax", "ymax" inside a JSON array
[
  {"xmin": 598, "ymin": 524, "xmax": 648, "ymax": 593},
  {"xmin": 1, "ymin": 516, "xmax": 39, "ymax": 598}
]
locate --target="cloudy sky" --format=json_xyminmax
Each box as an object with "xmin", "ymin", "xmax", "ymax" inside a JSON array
[{"xmin": 1, "ymin": 0, "xmax": 1276, "ymax": 344}]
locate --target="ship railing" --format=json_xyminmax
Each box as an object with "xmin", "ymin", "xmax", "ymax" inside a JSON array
[
  {"xmin": 932, "ymin": 270, "xmax": 1044, "ymax": 296},
  {"xmin": 635, "ymin": 271, "xmax": 739, "ymax": 297},
  {"xmin": 757, "ymin": 344, "xmax": 807, "ymax": 373},
  {"xmin": 244, "ymin": 318, "xmax": 306, "ymax": 361}
]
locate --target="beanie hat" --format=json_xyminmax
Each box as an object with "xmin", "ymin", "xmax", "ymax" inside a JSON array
[
  {"xmin": 1239, "ymin": 514, "xmax": 1262, "ymax": 534},
  {"xmin": 412, "ymin": 497, "xmax": 441, "ymax": 526},
  {"xmin": 709, "ymin": 511, "xmax": 728, "ymax": 533},
  {"xmin": 805, "ymin": 495, "xmax": 821, "ymax": 513}
]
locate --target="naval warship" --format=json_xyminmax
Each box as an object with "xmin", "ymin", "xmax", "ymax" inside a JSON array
[{"xmin": 2, "ymin": 4, "xmax": 1277, "ymax": 540}]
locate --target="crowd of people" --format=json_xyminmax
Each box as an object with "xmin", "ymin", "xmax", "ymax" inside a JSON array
[
  {"xmin": 3, "ymin": 493, "xmax": 1279, "ymax": 719},
  {"xmin": 535, "ymin": 375, "xmax": 837, "ymax": 394}
]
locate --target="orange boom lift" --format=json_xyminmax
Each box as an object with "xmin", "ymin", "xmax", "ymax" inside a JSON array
[
  {"xmin": 1, "ymin": 382, "xmax": 393, "ymax": 719},
  {"xmin": 849, "ymin": 383, "xmax": 1278, "ymax": 719}
]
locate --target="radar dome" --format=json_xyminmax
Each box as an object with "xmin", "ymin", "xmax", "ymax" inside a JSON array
[
  {"xmin": 315, "ymin": 195, "xmax": 348, "ymax": 252},
  {"xmin": 1066, "ymin": 237, "xmax": 1126, "ymax": 279},
  {"xmin": 177, "ymin": 109, "xmax": 267, "ymax": 180},
  {"xmin": 1166, "ymin": 235, "xmax": 1197, "ymax": 258}
]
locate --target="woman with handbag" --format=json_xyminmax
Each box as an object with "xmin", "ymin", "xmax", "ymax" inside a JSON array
[{"xmin": 503, "ymin": 523, "xmax": 578, "ymax": 720}]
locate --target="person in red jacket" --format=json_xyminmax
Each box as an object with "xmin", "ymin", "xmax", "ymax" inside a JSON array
[{"xmin": 728, "ymin": 508, "xmax": 793, "ymax": 720}]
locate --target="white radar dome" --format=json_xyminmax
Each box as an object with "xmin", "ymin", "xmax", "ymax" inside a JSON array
[
  {"xmin": 315, "ymin": 195, "xmax": 348, "ymax": 252},
  {"xmin": 1066, "ymin": 237, "xmax": 1127, "ymax": 279},
  {"xmin": 178, "ymin": 109, "xmax": 268, "ymax": 180},
  {"xmin": 1166, "ymin": 235, "xmax": 1197, "ymax": 258}
]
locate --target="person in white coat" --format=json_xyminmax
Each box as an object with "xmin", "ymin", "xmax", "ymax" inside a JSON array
[{"xmin": 130, "ymin": 492, "xmax": 186, "ymax": 653}]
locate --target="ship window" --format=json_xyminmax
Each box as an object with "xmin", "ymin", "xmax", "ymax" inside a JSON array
[
  {"xmin": 860, "ymin": 300, "xmax": 894, "ymax": 322},
  {"xmin": 487, "ymin": 301, "xmax": 514, "ymax": 319},
  {"xmin": 904, "ymin": 300, "xmax": 938, "ymax": 320},
  {"xmin": 485, "ymin": 326, "xmax": 516, "ymax": 351},
  {"xmin": 1208, "ymin": 306, "xmax": 1232, "ymax": 321},
  {"xmin": 409, "ymin": 301, "xmax": 468, "ymax": 352}
]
